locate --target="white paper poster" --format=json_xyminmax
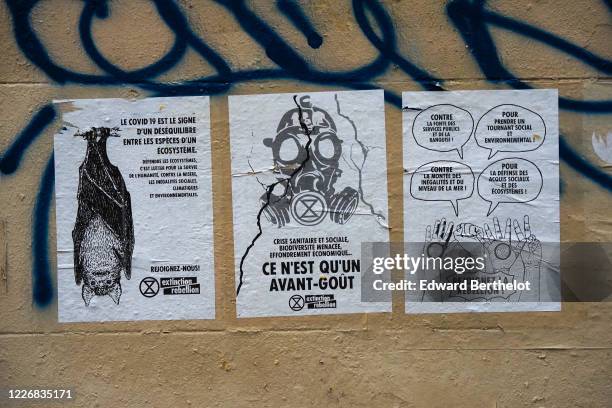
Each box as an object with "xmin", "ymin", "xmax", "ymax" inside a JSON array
[
  {"xmin": 230, "ymin": 90, "xmax": 390, "ymax": 317},
  {"xmin": 54, "ymin": 96, "xmax": 215, "ymax": 322},
  {"xmin": 402, "ymin": 89, "xmax": 560, "ymax": 313}
]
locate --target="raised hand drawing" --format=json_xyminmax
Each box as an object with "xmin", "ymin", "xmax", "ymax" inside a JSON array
[
  {"xmin": 477, "ymin": 217, "xmax": 521, "ymax": 273},
  {"xmin": 512, "ymin": 215, "xmax": 542, "ymax": 271},
  {"xmin": 512, "ymin": 215, "xmax": 542, "ymax": 300},
  {"xmin": 424, "ymin": 218, "xmax": 455, "ymax": 258}
]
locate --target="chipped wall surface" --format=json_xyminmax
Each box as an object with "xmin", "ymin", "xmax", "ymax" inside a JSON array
[{"xmin": 0, "ymin": 1, "xmax": 610, "ymax": 407}]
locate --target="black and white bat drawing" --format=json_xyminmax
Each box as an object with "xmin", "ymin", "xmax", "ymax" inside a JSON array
[{"xmin": 72, "ymin": 127, "xmax": 134, "ymax": 306}]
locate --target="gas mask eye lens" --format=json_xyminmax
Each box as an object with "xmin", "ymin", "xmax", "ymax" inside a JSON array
[
  {"xmin": 278, "ymin": 137, "xmax": 300, "ymax": 162},
  {"xmin": 313, "ymin": 132, "xmax": 341, "ymax": 163},
  {"xmin": 317, "ymin": 137, "xmax": 335, "ymax": 159}
]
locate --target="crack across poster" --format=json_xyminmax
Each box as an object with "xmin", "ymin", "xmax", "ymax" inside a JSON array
[{"xmin": 230, "ymin": 90, "xmax": 390, "ymax": 318}]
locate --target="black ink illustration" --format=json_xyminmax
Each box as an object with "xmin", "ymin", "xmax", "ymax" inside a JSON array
[
  {"xmin": 237, "ymin": 94, "xmax": 384, "ymax": 296},
  {"xmin": 289, "ymin": 294, "xmax": 305, "ymax": 311},
  {"xmin": 139, "ymin": 277, "xmax": 159, "ymax": 298},
  {"xmin": 260, "ymin": 95, "xmax": 359, "ymax": 227},
  {"xmin": 237, "ymin": 96, "xmax": 313, "ymax": 295},
  {"xmin": 421, "ymin": 215, "xmax": 542, "ymax": 302},
  {"xmin": 424, "ymin": 218, "xmax": 456, "ymax": 258},
  {"xmin": 72, "ymin": 127, "xmax": 134, "ymax": 306}
]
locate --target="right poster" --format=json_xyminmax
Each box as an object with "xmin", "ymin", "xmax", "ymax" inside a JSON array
[{"xmin": 403, "ymin": 89, "xmax": 560, "ymax": 313}]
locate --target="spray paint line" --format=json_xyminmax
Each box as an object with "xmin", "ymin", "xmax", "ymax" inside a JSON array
[{"xmin": 0, "ymin": 105, "xmax": 57, "ymax": 175}]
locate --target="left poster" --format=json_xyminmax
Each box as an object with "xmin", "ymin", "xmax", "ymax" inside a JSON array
[{"xmin": 54, "ymin": 97, "xmax": 215, "ymax": 322}]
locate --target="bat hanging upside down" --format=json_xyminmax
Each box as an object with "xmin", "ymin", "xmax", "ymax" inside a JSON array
[{"xmin": 72, "ymin": 127, "xmax": 134, "ymax": 306}]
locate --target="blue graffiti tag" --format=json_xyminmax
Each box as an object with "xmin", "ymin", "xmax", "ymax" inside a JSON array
[{"xmin": 0, "ymin": 0, "xmax": 610, "ymax": 306}]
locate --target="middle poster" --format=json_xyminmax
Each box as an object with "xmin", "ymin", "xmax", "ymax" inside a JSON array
[{"xmin": 230, "ymin": 90, "xmax": 390, "ymax": 318}]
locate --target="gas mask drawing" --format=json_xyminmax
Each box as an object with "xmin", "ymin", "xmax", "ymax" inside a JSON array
[{"xmin": 261, "ymin": 96, "xmax": 359, "ymax": 227}]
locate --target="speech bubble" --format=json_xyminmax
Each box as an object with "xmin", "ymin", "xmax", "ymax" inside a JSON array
[
  {"xmin": 410, "ymin": 160, "xmax": 475, "ymax": 216},
  {"xmin": 412, "ymin": 104, "xmax": 474, "ymax": 159},
  {"xmin": 477, "ymin": 158, "xmax": 543, "ymax": 216},
  {"xmin": 475, "ymin": 104, "xmax": 546, "ymax": 159}
]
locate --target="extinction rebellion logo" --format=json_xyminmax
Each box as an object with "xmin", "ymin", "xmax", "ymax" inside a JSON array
[
  {"xmin": 160, "ymin": 277, "xmax": 200, "ymax": 295},
  {"xmin": 289, "ymin": 294, "xmax": 337, "ymax": 311},
  {"xmin": 140, "ymin": 276, "xmax": 200, "ymax": 297},
  {"xmin": 140, "ymin": 277, "xmax": 160, "ymax": 297}
]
